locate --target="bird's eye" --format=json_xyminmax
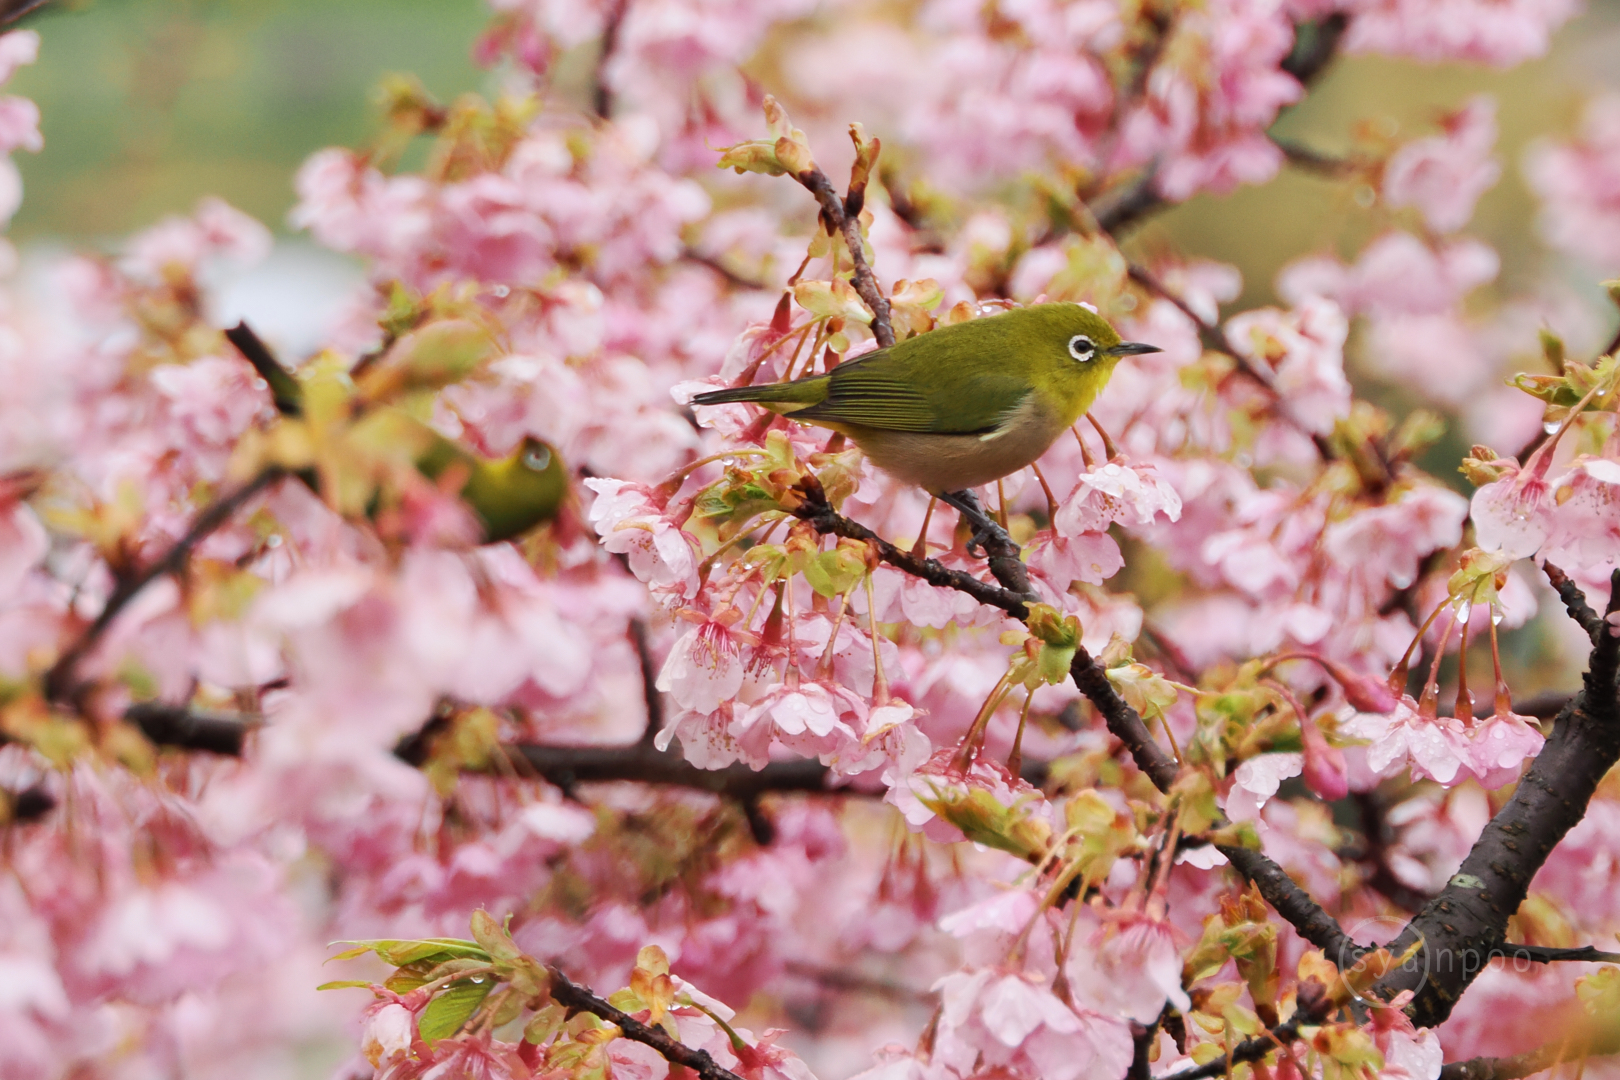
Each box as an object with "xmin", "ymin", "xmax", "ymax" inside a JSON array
[
  {"xmin": 523, "ymin": 446, "xmax": 552, "ymax": 471},
  {"xmin": 1068, "ymin": 334, "xmax": 1096, "ymax": 362}
]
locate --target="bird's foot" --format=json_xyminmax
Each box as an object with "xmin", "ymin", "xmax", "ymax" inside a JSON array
[
  {"xmin": 937, "ymin": 489, "xmax": 1039, "ymax": 601},
  {"xmin": 937, "ymin": 489, "xmax": 1015, "ymax": 559}
]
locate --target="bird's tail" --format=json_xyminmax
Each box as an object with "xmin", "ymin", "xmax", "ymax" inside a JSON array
[{"xmin": 690, "ymin": 379, "xmax": 824, "ymax": 409}]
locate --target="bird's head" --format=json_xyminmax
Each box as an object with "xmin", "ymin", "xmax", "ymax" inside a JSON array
[{"xmin": 1013, "ymin": 302, "xmax": 1161, "ymax": 422}]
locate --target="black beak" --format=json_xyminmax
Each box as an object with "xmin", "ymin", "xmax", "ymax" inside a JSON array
[{"xmin": 1106, "ymin": 341, "xmax": 1162, "ymax": 357}]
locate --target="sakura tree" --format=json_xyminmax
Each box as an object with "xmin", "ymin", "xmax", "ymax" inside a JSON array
[{"xmin": 8, "ymin": 1, "xmax": 1620, "ymax": 1078}]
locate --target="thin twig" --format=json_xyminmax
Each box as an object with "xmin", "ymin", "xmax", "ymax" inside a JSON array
[
  {"xmin": 1153, "ymin": 985, "xmax": 1334, "ymax": 1080},
  {"xmin": 1544, "ymin": 562, "xmax": 1604, "ymax": 645},
  {"xmin": 1439, "ymin": 1020, "xmax": 1620, "ymax": 1080},
  {"xmin": 0, "ymin": 0, "xmax": 50, "ymax": 26},
  {"xmin": 791, "ymin": 168, "xmax": 895, "ymax": 349},
  {"xmin": 592, "ymin": 0, "xmax": 630, "ymax": 119},
  {"xmin": 1271, "ymin": 136, "xmax": 1356, "ymax": 177},
  {"xmin": 682, "ymin": 248, "xmax": 769, "ymax": 291},
  {"xmin": 43, "ymin": 468, "xmax": 287, "ymax": 703},
  {"xmin": 790, "ymin": 477, "xmax": 1030, "ymax": 619},
  {"xmin": 547, "ymin": 966, "xmax": 747, "ymax": 1080},
  {"xmin": 629, "ymin": 618, "xmax": 664, "ymax": 747}
]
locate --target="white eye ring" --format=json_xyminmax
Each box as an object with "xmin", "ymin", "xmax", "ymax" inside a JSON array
[
  {"xmin": 523, "ymin": 446, "xmax": 553, "ymax": 471},
  {"xmin": 1068, "ymin": 334, "xmax": 1096, "ymax": 362}
]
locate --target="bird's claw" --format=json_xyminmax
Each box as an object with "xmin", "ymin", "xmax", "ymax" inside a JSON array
[{"xmin": 964, "ymin": 519, "xmax": 1013, "ymax": 559}]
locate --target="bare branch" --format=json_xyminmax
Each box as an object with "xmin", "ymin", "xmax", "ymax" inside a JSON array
[
  {"xmin": 1271, "ymin": 136, "xmax": 1356, "ymax": 177},
  {"xmin": 44, "ymin": 468, "xmax": 287, "ymax": 704},
  {"xmin": 1220, "ymin": 844, "xmax": 1366, "ymax": 961},
  {"xmin": 0, "ymin": 0, "xmax": 49, "ymax": 26},
  {"xmin": 791, "ymin": 168, "xmax": 895, "ymax": 349}
]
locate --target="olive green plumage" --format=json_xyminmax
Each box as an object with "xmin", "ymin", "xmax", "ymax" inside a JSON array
[
  {"xmin": 692, "ymin": 303, "xmax": 1158, "ymax": 494},
  {"xmin": 229, "ymin": 321, "xmax": 566, "ymax": 543},
  {"xmin": 414, "ymin": 434, "xmax": 567, "ymax": 543}
]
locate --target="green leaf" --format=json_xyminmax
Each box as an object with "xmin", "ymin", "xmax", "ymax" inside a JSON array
[
  {"xmin": 418, "ymin": 976, "xmax": 496, "ymax": 1045},
  {"xmin": 316, "ymin": 980, "xmax": 375, "ymax": 991},
  {"xmin": 329, "ymin": 937, "xmax": 490, "ymax": 967}
]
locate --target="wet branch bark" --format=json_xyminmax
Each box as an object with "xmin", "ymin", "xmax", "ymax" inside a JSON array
[
  {"xmin": 1378, "ymin": 570, "xmax": 1620, "ymax": 1027},
  {"xmin": 548, "ymin": 966, "xmax": 747, "ymax": 1080}
]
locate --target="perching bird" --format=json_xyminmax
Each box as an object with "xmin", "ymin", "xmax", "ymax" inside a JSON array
[
  {"xmin": 691, "ymin": 302, "xmax": 1159, "ymax": 549},
  {"xmin": 225, "ymin": 321, "xmax": 566, "ymax": 543}
]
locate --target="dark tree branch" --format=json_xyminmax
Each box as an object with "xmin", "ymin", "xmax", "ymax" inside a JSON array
[
  {"xmin": 791, "ymin": 168, "xmax": 895, "ymax": 349},
  {"xmin": 6, "ymin": 784, "xmax": 53, "ymax": 823},
  {"xmin": 0, "ymin": 0, "xmax": 49, "ymax": 26},
  {"xmin": 1280, "ymin": 13, "xmax": 1349, "ymax": 82},
  {"xmin": 790, "ymin": 477, "xmax": 1031, "ymax": 618},
  {"xmin": 125, "ymin": 702, "xmax": 255, "ymax": 756},
  {"xmin": 1495, "ymin": 943, "xmax": 1620, "ymax": 965},
  {"xmin": 592, "ymin": 0, "xmax": 630, "ymax": 120},
  {"xmin": 1219, "ymin": 844, "xmax": 1366, "ymax": 961},
  {"xmin": 510, "ymin": 742, "xmax": 840, "ymax": 800},
  {"xmin": 1439, "ymin": 1020, "xmax": 1620, "ymax": 1080},
  {"xmin": 1379, "ymin": 570, "xmax": 1620, "ymax": 1027},
  {"xmin": 1544, "ymin": 563, "xmax": 1604, "ymax": 645},
  {"xmin": 43, "ymin": 467, "xmax": 287, "ymax": 704},
  {"xmin": 629, "ymin": 618, "xmax": 663, "ymax": 747},
  {"xmin": 1068, "ymin": 646, "xmax": 1180, "ymax": 792},
  {"xmin": 225, "ymin": 321, "xmax": 302, "ymax": 416},
  {"xmin": 547, "ymin": 966, "xmax": 747, "ymax": 1080},
  {"xmin": 1154, "ymin": 985, "xmax": 1335, "ymax": 1080}
]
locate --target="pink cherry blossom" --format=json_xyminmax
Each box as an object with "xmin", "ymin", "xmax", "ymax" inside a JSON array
[
  {"xmin": 1224, "ymin": 295, "xmax": 1352, "ymax": 434},
  {"xmin": 1341, "ymin": 695, "xmax": 1474, "ymax": 786},
  {"xmin": 1528, "ymin": 95, "xmax": 1620, "ymax": 269},
  {"xmin": 1344, "ymin": 0, "xmax": 1581, "ymax": 67},
  {"xmin": 1053, "ymin": 460, "xmax": 1183, "ymax": 537},
  {"xmin": 933, "ymin": 965, "xmax": 1133, "ymax": 1080},
  {"xmin": 1383, "ymin": 95, "xmax": 1501, "ymax": 234}
]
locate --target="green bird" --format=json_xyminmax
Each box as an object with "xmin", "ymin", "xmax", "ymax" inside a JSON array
[
  {"xmin": 226, "ymin": 321, "xmax": 566, "ymax": 543},
  {"xmin": 691, "ymin": 303, "xmax": 1158, "ymax": 546}
]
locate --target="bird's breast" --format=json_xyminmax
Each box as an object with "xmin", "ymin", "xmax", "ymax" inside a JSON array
[{"xmin": 845, "ymin": 395, "xmax": 1068, "ymax": 493}]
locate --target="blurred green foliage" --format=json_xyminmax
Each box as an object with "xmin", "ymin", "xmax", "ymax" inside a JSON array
[{"xmin": 9, "ymin": 0, "xmax": 491, "ymax": 241}]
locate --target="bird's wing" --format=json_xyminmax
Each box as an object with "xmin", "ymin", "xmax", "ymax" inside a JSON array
[{"xmin": 795, "ymin": 349, "xmax": 1031, "ymax": 434}]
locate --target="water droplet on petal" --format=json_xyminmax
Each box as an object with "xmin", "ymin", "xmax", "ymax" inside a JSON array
[
  {"xmin": 1545, "ymin": 420, "xmax": 1561, "ymax": 434},
  {"xmin": 1491, "ymin": 609, "xmax": 1504, "ymax": 626},
  {"xmin": 1455, "ymin": 601, "xmax": 1472, "ymax": 625}
]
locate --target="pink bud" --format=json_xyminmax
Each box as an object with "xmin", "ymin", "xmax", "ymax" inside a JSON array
[
  {"xmin": 1301, "ymin": 720, "xmax": 1348, "ymax": 802},
  {"xmin": 1315, "ymin": 655, "xmax": 1400, "ymax": 714}
]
